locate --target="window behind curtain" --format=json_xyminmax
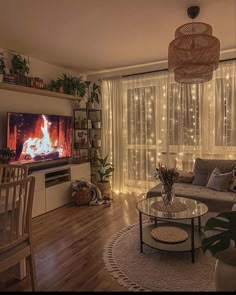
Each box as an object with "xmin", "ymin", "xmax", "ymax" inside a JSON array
[{"xmin": 215, "ymin": 77, "xmax": 236, "ymax": 146}]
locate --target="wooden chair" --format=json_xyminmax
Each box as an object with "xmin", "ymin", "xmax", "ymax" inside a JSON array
[
  {"xmin": 0, "ymin": 176, "xmax": 37, "ymax": 290},
  {"xmin": 0, "ymin": 164, "xmax": 28, "ymax": 184}
]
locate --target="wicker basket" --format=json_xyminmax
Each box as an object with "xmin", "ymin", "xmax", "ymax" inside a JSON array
[
  {"xmin": 74, "ymin": 188, "xmax": 92, "ymax": 205},
  {"xmin": 96, "ymin": 181, "xmax": 111, "ymax": 197}
]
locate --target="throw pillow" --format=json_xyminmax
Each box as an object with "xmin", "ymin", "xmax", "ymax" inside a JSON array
[
  {"xmin": 175, "ymin": 171, "xmax": 194, "ymax": 183},
  {"xmin": 192, "ymin": 158, "xmax": 211, "ymax": 186},
  {"xmin": 206, "ymin": 168, "xmax": 233, "ymax": 191}
]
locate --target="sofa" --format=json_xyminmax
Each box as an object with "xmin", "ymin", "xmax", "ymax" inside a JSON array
[{"xmin": 147, "ymin": 158, "xmax": 236, "ymax": 212}]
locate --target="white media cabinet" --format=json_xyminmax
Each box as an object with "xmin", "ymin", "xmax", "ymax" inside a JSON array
[{"xmin": 31, "ymin": 162, "xmax": 91, "ymax": 218}]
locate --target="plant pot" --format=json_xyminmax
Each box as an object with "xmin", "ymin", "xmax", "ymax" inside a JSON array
[
  {"xmin": 94, "ymin": 139, "xmax": 101, "ymax": 148},
  {"xmin": 87, "ymin": 101, "xmax": 94, "ymax": 109},
  {"xmin": 93, "ymin": 121, "xmax": 101, "ymax": 129},
  {"xmin": 96, "ymin": 181, "xmax": 111, "ymax": 197},
  {"xmin": 214, "ymin": 249, "xmax": 236, "ymax": 291}
]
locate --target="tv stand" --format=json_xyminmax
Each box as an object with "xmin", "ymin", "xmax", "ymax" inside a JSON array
[
  {"xmin": 31, "ymin": 162, "xmax": 90, "ymax": 217},
  {"xmin": 28, "ymin": 158, "xmax": 70, "ymax": 173}
]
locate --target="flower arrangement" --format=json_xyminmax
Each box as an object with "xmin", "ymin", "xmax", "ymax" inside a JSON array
[
  {"xmin": 155, "ymin": 163, "xmax": 179, "ymax": 186},
  {"xmin": 155, "ymin": 163, "xmax": 179, "ymax": 206}
]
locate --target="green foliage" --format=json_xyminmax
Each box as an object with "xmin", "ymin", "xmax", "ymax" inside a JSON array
[
  {"xmin": 11, "ymin": 54, "xmax": 30, "ymax": 75},
  {"xmin": 201, "ymin": 211, "xmax": 236, "ymax": 257},
  {"xmin": 96, "ymin": 155, "xmax": 114, "ymax": 182},
  {"xmin": 0, "ymin": 52, "xmax": 6, "ymax": 74},
  {"xmin": 0, "ymin": 147, "xmax": 15, "ymax": 164},
  {"xmin": 89, "ymin": 82, "xmax": 101, "ymax": 104},
  {"xmin": 57, "ymin": 74, "xmax": 86, "ymax": 96}
]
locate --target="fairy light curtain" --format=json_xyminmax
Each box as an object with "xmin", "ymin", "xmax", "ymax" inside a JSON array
[{"xmin": 101, "ymin": 60, "xmax": 236, "ymax": 193}]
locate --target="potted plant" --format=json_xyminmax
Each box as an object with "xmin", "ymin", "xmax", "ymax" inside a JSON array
[
  {"xmin": 11, "ymin": 54, "xmax": 30, "ymax": 85},
  {"xmin": 96, "ymin": 155, "xmax": 114, "ymax": 197},
  {"xmin": 0, "ymin": 147, "xmax": 15, "ymax": 164},
  {"xmin": 201, "ymin": 211, "xmax": 236, "ymax": 291},
  {"xmin": 0, "ymin": 52, "xmax": 6, "ymax": 82},
  {"xmin": 57, "ymin": 74, "xmax": 87, "ymax": 96},
  {"xmin": 92, "ymin": 114, "xmax": 101, "ymax": 129},
  {"xmin": 87, "ymin": 82, "xmax": 101, "ymax": 109}
]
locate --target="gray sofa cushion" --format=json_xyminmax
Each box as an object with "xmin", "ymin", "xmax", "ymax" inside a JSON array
[
  {"xmin": 192, "ymin": 158, "xmax": 236, "ymax": 186},
  {"xmin": 146, "ymin": 182, "xmax": 236, "ymax": 212},
  {"xmin": 206, "ymin": 168, "xmax": 233, "ymax": 191}
]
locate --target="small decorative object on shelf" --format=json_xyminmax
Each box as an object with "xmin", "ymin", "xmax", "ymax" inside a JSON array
[
  {"xmin": 92, "ymin": 134, "xmax": 101, "ymax": 148},
  {"xmin": 155, "ymin": 163, "xmax": 179, "ymax": 207}
]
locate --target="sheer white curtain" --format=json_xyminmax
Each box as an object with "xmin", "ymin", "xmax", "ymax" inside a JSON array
[
  {"xmin": 101, "ymin": 60, "xmax": 236, "ymax": 193},
  {"xmin": 101, "ymin": 77, "xmax": 124, "ymax": 193}
]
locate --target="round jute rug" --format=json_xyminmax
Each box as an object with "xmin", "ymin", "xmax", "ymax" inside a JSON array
[{"xmin": 103, "ymin": 222, "xmax": 216, "ymax": 292}]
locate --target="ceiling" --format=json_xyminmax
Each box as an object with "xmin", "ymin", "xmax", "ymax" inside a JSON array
[{"xmin": 0, "ymin": 0, "xmax": 235, "ymax": 73}]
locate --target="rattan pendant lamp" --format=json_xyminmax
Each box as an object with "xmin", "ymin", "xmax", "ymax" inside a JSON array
[{"xmin": 168, "ymin": 6, "xmax": 220, "ymax": 84}]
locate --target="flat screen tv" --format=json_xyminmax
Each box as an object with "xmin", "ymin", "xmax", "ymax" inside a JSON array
[{"xmin": 7, "ymin": 112, "xmax": 72, "ymax": 164}]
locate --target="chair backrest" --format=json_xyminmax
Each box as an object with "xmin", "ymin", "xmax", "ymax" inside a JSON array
[
  {"xmin": 0, "ymin": 164, "xmax": 29, "ymax": 184},
  {"xmin": 0, "ymin": 176, "xmax": 35, "ymax": 251}
]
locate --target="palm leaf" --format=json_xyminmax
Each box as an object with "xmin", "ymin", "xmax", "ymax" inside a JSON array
[{"xmin": 202, "ymin": 211, "xmax": 236, "ymax": 257}]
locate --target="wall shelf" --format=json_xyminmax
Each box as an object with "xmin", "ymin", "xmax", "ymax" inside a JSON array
[{"xmin": 0, "ymin": 82, "xmax": 78, "ymax": 101}]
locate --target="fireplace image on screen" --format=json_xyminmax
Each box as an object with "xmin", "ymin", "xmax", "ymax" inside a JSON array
[{"xmin": 7, "ymin": 112, "xmax": 72, "ymax": 164}]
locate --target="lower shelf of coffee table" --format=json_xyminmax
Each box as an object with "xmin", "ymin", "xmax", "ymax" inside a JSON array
[{"xmin": 142, "ymin": 222, "xmax": 205, "ymax": 252}]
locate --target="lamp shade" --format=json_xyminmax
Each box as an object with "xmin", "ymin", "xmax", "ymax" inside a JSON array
[{"xmin": 168, "ymin": 22, "xmax": 220, "ymax": 84}]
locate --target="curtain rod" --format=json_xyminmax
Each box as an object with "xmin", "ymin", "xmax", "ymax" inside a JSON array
[{"xmin": 122, "ymin": 57, "xmax": 236, "ymax": 78}]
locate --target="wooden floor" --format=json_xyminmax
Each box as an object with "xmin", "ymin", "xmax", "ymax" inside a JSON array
[{"xmin": 0, "ymin": 192, "xmax": 146, "ymax": 292}]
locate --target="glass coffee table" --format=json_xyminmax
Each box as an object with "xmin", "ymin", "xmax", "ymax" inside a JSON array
[{"xmin": 136, "ymin": 196, "xmax": 208, "ymax": 263}]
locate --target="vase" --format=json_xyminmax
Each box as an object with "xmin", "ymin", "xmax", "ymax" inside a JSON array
[{"xmin": 161, "ymin": 184, "xmax": 175, "ymax": 207}]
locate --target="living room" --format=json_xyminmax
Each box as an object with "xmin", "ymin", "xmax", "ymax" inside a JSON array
[{"xmin": 0, "ymin": 0, "xmax": 236, "ymax": 292}]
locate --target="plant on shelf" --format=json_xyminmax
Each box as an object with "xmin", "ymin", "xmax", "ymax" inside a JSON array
[
  {"xmin": 201, "ymin": 211, "xmax": 236, "ymax": 291},
  {"xmin": 57, "ymin": 74, "xmax": 87, "ymax": 96},
  {"xmin": 0, "ymin": 52, "xmax": 6, "ymax": 82},
  {"xmin": 0, "ymin": 147, "xmax": 15, "ymax": 164},
  {"xmin": 87, "ymin": 81, "xmax": 101, "ymax": 108},
  {"xmin": 96, "ymin": 155, "xmax": 114, "ymax": 197},
  {"xmin": 92, "ymin": 113, "xmax": 101, "ymax": 129},
  {"xmin": 11, "ymin": 54, "xmax": 30, "ymax": 75}
]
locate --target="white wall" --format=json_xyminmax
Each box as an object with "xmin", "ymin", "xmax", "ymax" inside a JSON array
[
  {"xmin": 86, "ymin": 48, "xmax": 236, "ymax": 80},
  {"xmin": 0, "ymin": 49, "xmax": 84, "ymax": 148}
]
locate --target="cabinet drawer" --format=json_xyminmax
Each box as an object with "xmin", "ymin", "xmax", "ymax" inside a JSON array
[
  {"xmin": 45, "ymin": 181, "xmax": 72, "ymax": 212},
  {"xmin": 32, "ymin": 173, "xmax": 45, "ymax": 191},
  {"xmin": 32, "ymin": 189, "xmax": 46, "ymax": 218}
]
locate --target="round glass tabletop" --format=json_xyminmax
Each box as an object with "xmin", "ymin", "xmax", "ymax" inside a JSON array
[{"xmin": 136, "ymin": 196, "xmax": 208, "ymax": 220}]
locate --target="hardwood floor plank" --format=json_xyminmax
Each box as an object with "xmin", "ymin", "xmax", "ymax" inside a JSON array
[{"xmin": 0, "ymin": 193, "xmax": 145, "ymax": 291}]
